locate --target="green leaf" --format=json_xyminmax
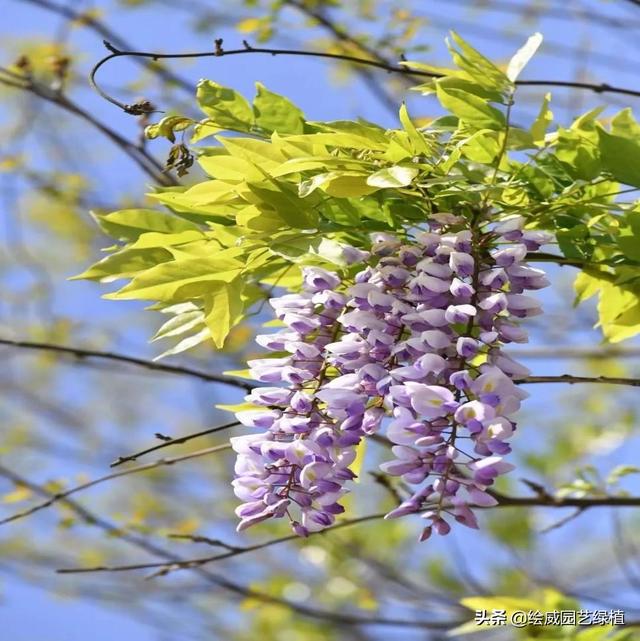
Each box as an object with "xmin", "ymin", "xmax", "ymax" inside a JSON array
[
  {"xmin": 270, "ymin": 156, "xmax": 372, "ymax": 177},
  {"xmin": 198, "ymin": 153, "xmax": 264, "ymax": 182},
  {"xmin": 530, "ymin": 93, "xmax": 553, "ymax": 146},
  {"xmin": 219, "ymin": 137, "xmax": 287, "ymax": 168},
  {"xmin": 555, "ymin": 128, "xmax": 600, "ymax": 180},
  {"xmin": 128, "ymin": 230, "xmax": 205, "ymax": 250},
  {"xmin": 145, "ymin": 116, "xmax": 194, "ymax": 142},
  {"xmin": 92, "ymin": 209, "xmax": 200, "ymax": 242},
  {"xmin": 310, "ymin": 119, "xmax": 389, "ymax": 145},
  {"xmin": 154, "ymin": 328, "xmax": 211, "ymax": 360},
  {"xmin": 151, "ymin": 310, "xmax": 205, "ymax": 341},
  {"xmin": 610, "ymin": 108, "xmax": 640, "ymax": 139},
  {"xmin": 618, "ymin": 211, "xmax": 640, "ymax": 261},
  {"xmin": 574, "ymin": 270, "xmax": 604, "ymax": 304},
  {"xmin": 435, "ymin": 82, "xmax": 506, "ymax": 130},
  {"xmin": 216, "ymin": 402, "xmax": 259, "ymax": 413},
  {"xmin": 253, "ymin": 82, "xmax": 305, "ymax": 134},
  {"xmin": 460, "ymin": 130, "xmax": 503, "ymax": 164},
  {"xmin": 196, "ymin": 80, "xmax": 254, "ymax": 132},
  {"xmin": 73, "ymin": 247, "xmax": 172, "ymax": 282},
  {"xmin": 598, "ymin": 126, "xmax": 640, "ymax": 187},
  {"xmin": 447, "ymin": 31, "xmax": 511, "ymax": 94},
  {"xmin": 607, "ymin": 464, "xmax": 640, "ymax": 485},
  {"xmin": 190, "ymin": 119, "xmax": 220, "ymax": 143},
  {"xmin": 245, "ymin": 183, "xmax": 318, "ymax": 227},
  {"xmin": 203, "ymin": 278, "xmax": 245, "ymax": 348},
  {"xmin": 222, "ymin": 368, "xmax": 253, "ymax": 379},
  {"xmin": 285, "ymin": 131, "xmax": 387, "ymax": 151},
  {"xmin": 598, "ymin": 278, "xmax": 640, "ymax": 343},
  {"xmin": 366, "ymin": 165, "xmax": 419, "ymax": 188},
  {"xmin": 398, "ymin": 103, "xmax": 433, "ymax": 155},
  {"xmin": 350, "ymin": 439, "xmax": 367, "ymax": 482},
  {"xmin": 299, "ymin": 172, "xmax": 379, "ymax": 198},
  {"xmin": 506, "ymin": 32, "xmax": 543, "ymax": 82},
  {"xmin": 106, "ymin": 253, "xmax": 244, "ymax": 302}
]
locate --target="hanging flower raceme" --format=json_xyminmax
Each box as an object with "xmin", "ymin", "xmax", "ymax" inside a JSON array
[{"xmin": 232, "ymin": 214, "xmax": 553, "ymax": 539}]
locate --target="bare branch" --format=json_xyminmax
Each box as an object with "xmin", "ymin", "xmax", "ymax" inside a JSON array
[
  {"xmin": 522, "ymin": 374, "xmax": 640, "ymax": 388},
  {"xmin": 89, "ymin": 42, "xmax": 640, "ymax": 116},
  {"xmin": 282, "ymin": 0, "xmax": 402, "ymax": 114},
  {"xmin": 4, "ymin": 336, "xmax": 639, "ymax": 389},
  {"xmin": 16, "ymin": 0, "xmax": 194, "ymax": 94},
  {"xmin": 0, "ymin": 444, "xmax": 232, "ymax": 527},
  {"xmin": 55, "ymin": 492, "xmax": 640, "ymax": 576},
  {"xmin": 538, "ymin": 507, "xmax": 587, "ymax": 534},
  {"xmin": 0, "ymin": 67, "xmax": 175, "ymax": 186},
  {"xmin": 110, "ymin": 421, "xmax": 239, "ymax": 467},
  {"xmin": 57, "ymin": 512, "xmax": 386, "ymax": 575},
  {"xmin": 0, "ymin": 337, "xmax": 253, "ymax": 390},
  {"xmin": 0, "ymin": 464, "xmax": 456, "ymax": 630}
]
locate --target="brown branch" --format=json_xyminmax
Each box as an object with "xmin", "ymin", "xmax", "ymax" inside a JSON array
[
  {"xmin": 110, "ymin": 421, "xmax": 239, "ymax": 467},
  {"xmin": 16, "ymin": 0, "xmax": 194, "ymax": 94},
  {"xmin": 522, "ymin": 374, "xmax": 640, "ymax": 388},
  {"xmin": 0, "ymin": 67, "xmax": 175, "ymax": 186},
  {"xmin": 0, "ymin": 444, "xmax": 232, "ymax": 527},
  {"xmin": 0, "ymin": 464, "xmax": 454, "ymax": 630},
  {"xmin": 4, "ymin": 337, "xmax": 639, "ymax": 391},
  {"xmin": 89, "ymin": 42, "xmax": 640, "ymax": 116},
  {"xmin": 490, "ymin": 492, "xmax": 640, "ymax": 508},
  {"xmin": 525, "ymin": 252, "xmax": 622, "ymax": 277},
  {"xmin": 282, "ymin": 0, "xmax": 401, "ymax": 113},
  {"xmin": 58, "ymin": 512, "xmax": 387, "ymax": 575},
  {"xmin": 0, "ymin": 337, "xmax": 253, "ymax": 390},
  {"xmin": 55, "ymin": 492, "xmax": 640, "ymax": 576},
  {"xmin": 538, "ymin": 507, "xmax": 587, "ymax": 534}
]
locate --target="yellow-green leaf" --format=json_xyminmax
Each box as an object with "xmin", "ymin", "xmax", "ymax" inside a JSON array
[
  {"xmin": 196, "ymin": 80, "xmax": 253, "ymax": 132},
  {"xmin": 366, "ymin": 165, "xmax": 419, "ymax": 188},
  {"xmin": 253, "ymin": 82, "xmax": 305, "ymax": 134},
  {"xmin": 203, "ymin": 278, "xmax": 245, "ymax": 348},
  {"xmin": 106, "ymin": 254, "xmax": 243, "ymax": 302}
]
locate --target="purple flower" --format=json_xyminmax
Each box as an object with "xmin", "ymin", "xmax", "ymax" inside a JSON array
[
  {"xmin": 233, "ymin": 219, "xmax": 552, "ymax": 540},
  {"xmin": 456, "ymin": 336, "xmax": 479, "ymax": 359},
  {"xmin": 445, "ymin": 304, "xmax": 476, "ymax": 324},
  {"xmin": 449, "ymin": 251, "xmax": 475, "ymax": 277},
  {"xmin": 404, "ymin": 383, "xmax": 456, "ymax": 418},
  {"xmin": 492, "ymin": 244, "xmax": 527, "ymax": 267},
  {"xmin": 302, "ymin": 267, "xmax": 341, "ymax": 292}
]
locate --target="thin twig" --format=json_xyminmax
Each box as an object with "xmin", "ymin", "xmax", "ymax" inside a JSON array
[
  {"xmin": 0, "ymin": 337, "xmax": 253, "ymax": 390},
  {"xmin": 538, "ymin": 507, "xmax": 587, "ymax": 533},
  {"xmin": 56, "ymin": 512, "xmax": 389, "ymax": 574},
  {"xmin": 110, "ymin": 421, "xmax": 240, "ymax": 467},
  {"xmin": 89, "ymin": 42, "xmax": 640, "ymax": 116},
  {"xmin": 0, "ymin": 67, "xmax": 175, "ymax": 186},
  {"xmin": 0, "ymin": 464, "xmax": 455, "ymax": 629},
  {"xmin": 282, "ymin": 0, "xmax": 401, "ymax": 114},
  {"xmin": 3, "ymin": 336, "xmax": 639, "ymax": 389},
  {"xmin": 16, "ymin": 0, "xmax": 195, "ymax": 94},
  {"xmin": 522, "ymin": 374, "xmax": 640, "ymax": 388},
  {"xmin": 0, "ymin": 444, "xmax": 231, "ymax": 527},
  {"xmin": 55, "ymin": 492, "xmax": 640, "ymax": 576}
]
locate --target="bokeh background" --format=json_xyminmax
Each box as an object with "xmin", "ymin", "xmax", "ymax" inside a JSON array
[{"xmin": 1, "ymin": 1, "xmax": 640, "ymax": 639}]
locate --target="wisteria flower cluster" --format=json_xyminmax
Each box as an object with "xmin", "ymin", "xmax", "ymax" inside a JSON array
[{"xmin": 231, "ymin": 214, "xmax": 552, "ymax": 539}]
